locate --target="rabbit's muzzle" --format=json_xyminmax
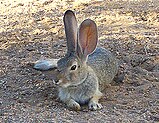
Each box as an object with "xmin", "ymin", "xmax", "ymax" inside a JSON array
[{"xmin": 53, "ymin": 69, "xmax": 70, "ymax": 87}]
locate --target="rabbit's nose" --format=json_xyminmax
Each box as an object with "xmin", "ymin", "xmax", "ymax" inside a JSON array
[
  {"xmin": 53, "ymin": 79, "xmax": 62, "ymax": 85},
  {"xmin": 54, "ymin": 79, "xmax": 59, "ymax": 83}
]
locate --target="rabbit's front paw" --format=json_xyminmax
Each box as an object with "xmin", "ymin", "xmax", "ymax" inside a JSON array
[
  {"xmin": 88, "ymin": 101, "xmax": 103, "ymax": 111},
  {"xmin": 66, "ymin": 99, "xmax": 81, "ymax": 111}
]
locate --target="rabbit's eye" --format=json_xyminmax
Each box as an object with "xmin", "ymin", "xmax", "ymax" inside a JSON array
[{"xmin": 71, "ymin": 65, "xmax": 77, "ymax": 70}]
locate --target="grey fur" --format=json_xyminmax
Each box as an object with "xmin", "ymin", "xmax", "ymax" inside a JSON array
[
  {"xmin": 88, "ymin": 47, "xmax": 118, "ymax": 91},
  {"xmin": 34, "ymin": 10, "xmax": 118, "ymax": 111}
]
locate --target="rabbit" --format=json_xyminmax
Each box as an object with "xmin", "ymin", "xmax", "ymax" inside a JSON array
[{"xmin": 34, "ymin": 10, "xmax": 118, "ymax": 110}]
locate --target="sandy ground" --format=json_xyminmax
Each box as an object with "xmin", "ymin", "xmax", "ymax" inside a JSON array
[{"xmin": 0, "ymin": 0, "xmax": 159, "ymax": 122}]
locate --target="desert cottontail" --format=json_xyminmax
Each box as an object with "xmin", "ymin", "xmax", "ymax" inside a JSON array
[{"xmin": 34, "ymin": 10, "xmax": 118, "ymax": 110}]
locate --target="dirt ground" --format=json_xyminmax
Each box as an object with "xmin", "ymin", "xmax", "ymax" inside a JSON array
[{"xmin": 0, "ymin": 0, "xmax": 159, "ymax": 122}]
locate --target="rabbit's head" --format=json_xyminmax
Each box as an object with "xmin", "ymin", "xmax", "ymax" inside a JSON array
[{"xmin": 55, "ymin": 10, "xmax": 98, "ymax": 87}]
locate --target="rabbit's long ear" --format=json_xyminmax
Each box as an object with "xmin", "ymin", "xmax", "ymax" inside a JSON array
[
  {"xmin": 64, "ymin": 10, "xmax": 78, "ymax": 53},
  {"xmin": 78, "ymin": 19, "xmax": 98, "ymax": 60}
]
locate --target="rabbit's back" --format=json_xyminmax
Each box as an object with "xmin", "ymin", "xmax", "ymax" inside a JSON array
[{"xmin": 88, "ymin": 47, "xmax": 118, "ymax": 91}]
